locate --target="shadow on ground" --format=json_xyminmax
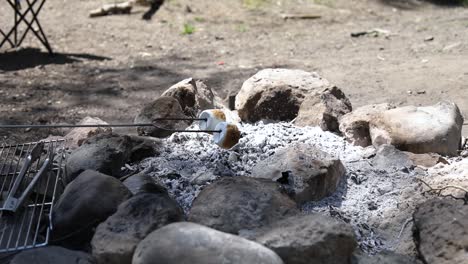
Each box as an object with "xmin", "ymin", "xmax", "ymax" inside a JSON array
[
  {"xmin": 379, "ymin": 0, "xmax": 467, "ymax": 9},
  {"xmin": 0, "ymin": 52, "xmax": 288, "ymax": 143},
  {"xmin": 0, "ymin": 48, "xmax": 110, "ymax": 71}
]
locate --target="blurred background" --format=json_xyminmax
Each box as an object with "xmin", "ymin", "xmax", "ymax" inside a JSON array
[{"xmin": 0, "ymin": 0, "xmax": 467, "ymax": 142}]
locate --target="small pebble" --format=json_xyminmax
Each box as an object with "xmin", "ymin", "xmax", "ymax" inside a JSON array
[
  {"xmin": 424, "ymin": 36, "xmax": 434, "ymax": 42},
  {"xmin": 367, "ymin": 201, "xmax": 379, "ymax": 211}
]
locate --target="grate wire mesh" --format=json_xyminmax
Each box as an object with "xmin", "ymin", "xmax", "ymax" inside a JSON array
[{"xmin": 0, "ymin": 140, "xmax": 66, "ymax": 253}]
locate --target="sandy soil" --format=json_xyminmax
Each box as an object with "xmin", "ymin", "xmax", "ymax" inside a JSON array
[{"xmin": 0, "ymin": 0, "xmax": 467, "ymax": 143}]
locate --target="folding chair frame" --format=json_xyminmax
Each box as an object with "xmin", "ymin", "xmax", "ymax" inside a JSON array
[{"xmin": 0, "ymin": 0, "xmax": 53, "ymax": 54}]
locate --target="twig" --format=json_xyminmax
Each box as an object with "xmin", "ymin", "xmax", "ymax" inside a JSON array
[
  {"xmin": 281, "ymin": 13, "xmax": 321, "ymax": 20},
  {"xmin": 418, "ymin": 178, "xmax": 468, "ymax": 193},
  {"xmin": 416, "ymin": 178, "xmax": 468, "ymax": 203},
  {"xmin": 398, "ymin": 217, "xmax": 414, "ymax": 239}
]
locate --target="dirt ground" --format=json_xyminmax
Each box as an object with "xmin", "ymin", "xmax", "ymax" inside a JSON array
[{"xmin": 0, "ymin": 0, "xmax": 467, "ymax": 144}]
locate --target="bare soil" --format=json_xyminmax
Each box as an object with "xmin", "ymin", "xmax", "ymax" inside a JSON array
[{"xmin": 1, "ymin": 0, "xmax": 467, "ymax": 144}]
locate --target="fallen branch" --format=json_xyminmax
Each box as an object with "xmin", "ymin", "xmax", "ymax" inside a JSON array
[
  {"xmin": 281, "ymin": 13, "xmax": 321, "ymax": 20},
  {"xmin": 417, "ymin": 178, "xmax": 468, "ymax": 204},
  {"xmin": 89, "ymin": 2, "xmax": 133, "ymax": 18},
  {"xmin": 350, "ymin": 28, "xmax": 395, "ymax": 38}
]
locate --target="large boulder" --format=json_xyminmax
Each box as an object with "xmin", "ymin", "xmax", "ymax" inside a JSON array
[
  {"xmin": 64, "ymin": 116, "xmax": 112, "ymax": 149},
  {"xmin": 134, "ymin": 96, "xmax": 190, "ymax": 138},
  {"xmin": 369, "ymin": 101, "xmax": 464, "ymax": 156},
  {"xmin": 339, "ymin": 103, "xmax": 396, "ymax": 147},
  {"xmin": 65, "ymin": 133, "xmax": 133, "ymax": 183},
  {"xmin": 91, "ymin": 192, "xmax": 184, "ymax": 264},
  {"xmin": 413, "ymin": 198, "xmax": 468, "ymax": 264},
  {"xmin": 52, "ymin": 170, "xmax": 132, "ymax": 249},
  {"xmin": 295, "ymin": 86, "xmax": 352, "ymax": 132},
  {"xmin": 189, "ymin": 176, "xmax": 299, "ymax": 234},
  {"xmin": 254, "ymin": 214, "xmax": 357, "ymax": 264},
  {"xmin": 132, "ymin": 222, "xmax": 284, "ymax": 264},
  {"xmin": 161, "ymin": 78, "xmax": 223, "ymax": 116},
  {"xmin": 251, "ymin": 143, "xmax": 346, "ymax": 203},
  {"xmin": 10, "ymin": 246, "xmax": 94, "ymax": 264},
  {"xmin": 235, "ymin": 69, "xmax": 332, "ymax": 122}
]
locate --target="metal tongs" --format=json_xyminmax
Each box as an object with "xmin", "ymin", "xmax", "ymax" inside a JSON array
[{"xmin": 1, "ymin": 142, "xmax": 53, "ymax": 212}]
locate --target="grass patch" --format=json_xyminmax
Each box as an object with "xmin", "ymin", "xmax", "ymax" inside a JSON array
[
  {"xmin": 313, "ymin": 0, "xmax": 335, "ymax": 8},
  {"xmin": 243, "ymin": 0, "xmax": 269, "ymax": 9},
  {"xmin": 194, "ymin": 17, "xmax": 206, "ymax": 22},
  {"xmin": 236, "ymin": 23, "xmax": 248, "ymax": 32},
  {"xmin": 182, "ymin": 23, "xmax": 195, "ymax": 35}
]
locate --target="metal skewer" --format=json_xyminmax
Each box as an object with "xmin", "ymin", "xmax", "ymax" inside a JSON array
[{"xmin": 0, "ymin": 118, "xmax": 222, "ymax": 133}]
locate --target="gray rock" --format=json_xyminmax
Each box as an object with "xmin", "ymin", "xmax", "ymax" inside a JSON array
[
  {"xmin": 352, "ymin": 251, "xmax": 420, "ymax": 264},
  {"xmin": 64, "ymin": 116, "xmax": 112, "ymax": 149},
  {"xmin": 127, "ymin": 135, "xmax": 161, "ymax": 163},
  {"xmin": 132, "ymin": 222, "xmax": 284, "ymax": 264},
  {"xmin": 122, "ymin": 171, "xmax": 166, "ymax": 195},
  {"xmin": 254, "ymin": 213, "xmax": 357, "ymax": 264},
  {"xmin": 65, "ymin": 133, "xmax": 133, "ymax": 183},
  {"xmin": 235, "ymin": 68, "xmax": 332, "ymax": 122},
  {"xmin": 372, "ymin": 144, "xmax": 414, "ymax": 171},
  {"xmin": 372, "ymin": 144, "xmax": 448, "ymax": 171},
  {"xmin": 161, "ymin": 78, "xmax": 197, "ymax": 116},
  {"xmin": 251, "ymin": 143, "xmax": 346, "ymax": 203},
  {"xmin": 134, "ymin": 96, "xmax": 190, "ymax": 138},
  {"xmin": 189, "ymin": 176, "xmax": 298, "ymax": 234},
  {"xmin": 190, "ymin": 170, "xmax": 218, "ymax": 185},
  {"xmin": 161, "ymin": 78, "xmax": 223, "ymax": 116},
  {"xmin": 52, "ymin": 170, "xmax": 132, "ymax": 249},
  {"xmin": 10, "ymin": 246, "xmax": 94, "ymax": 264},
  {"xmin": 339, "ymin": 103, "xmax": 396, "ymax": 147},
  {"xmin": 369, "ymin": 101, "xmax": 464, "ymax": 156},
  {"xmin": 405, "ymin": 152, "xmax": 448, "ymax": 168},
  {"xmin": 295, "ymin": 86, "xmax": 352, "ymax": 132},
  {"xmin": 91, "ymin": 192, "xmax": 184, "ymax": 264},
  {"xmin": 413, "ymin": 198, "xmax": 468, "ymax": 264}
]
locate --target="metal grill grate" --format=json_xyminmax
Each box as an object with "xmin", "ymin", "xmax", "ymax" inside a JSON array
[{"xmin": 0, "ymin": 140, "xmax": 66, "ymax": 253}]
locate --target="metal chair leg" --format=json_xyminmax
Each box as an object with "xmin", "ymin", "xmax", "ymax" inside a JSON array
[
  {"xmin": 14, "ymin": 0, "xmax": 17, "ymax": 46},
  {"xmin": 0, "ymin": 0, "xmax": 53, "ymax": 54},
  {"xmin": 18, "ymin": 0, "xmax": 53, "ymax": 54},
  {"xmin": 0, "ymin": 29, "xmax": 15, "ymax": 48},
  {"xmin": 13, "ymin": 0, "xmax": 53, "ymax": 54},
  {"xmin": 0, "ymin": 0, "xmax": 36, "ymax": 48}
]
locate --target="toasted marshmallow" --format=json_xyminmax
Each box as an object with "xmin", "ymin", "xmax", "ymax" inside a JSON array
[
  {"xmin": 199, "ymin": 109, "xmax": 226, "ymax": 132},
  {"xmin": 213, "ymin": 122, "xmax": 241, "ymax": 149}
]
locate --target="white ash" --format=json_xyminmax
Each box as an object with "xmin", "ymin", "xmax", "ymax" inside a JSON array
[
  {"xmin": 137, "ymin": 121, "xmax": 364, "ymax": 211},
  {"xmin": 136, "ymin": 121, "xmax": 459, "ymax": 254}
]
